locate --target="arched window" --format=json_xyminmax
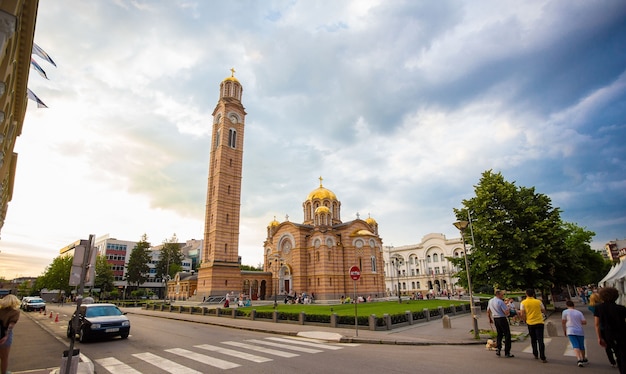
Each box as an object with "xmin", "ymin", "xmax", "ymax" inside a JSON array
[
  {"xmin": 229, "ymin": 128, "xmax": 237, "ymax": 148},
  {"xmin": 433, "ymin": 254, "xmax": 439, "ymax": 262}
]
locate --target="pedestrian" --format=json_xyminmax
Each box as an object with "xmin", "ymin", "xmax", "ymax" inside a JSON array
[
  {"xmin": 562, "ymin": 300, "xmax": 587, "ymax": 367},
  {"xmin": 0, "ymin": 294, "xmax": 21, "ymax": 374},
  {"xmin": 588, "ymin": 292, "xmax": 617, "ymax": 367},
  {"xmin": 487, "ymin": 290, "xmax": 514, "ymax": 358},
  {"xmin": 594, "ymin": 286, "xmax": 626, "ymax": 373},
  {"xmin": 519, "ymin": 288, "xmax": 547, "ymax": 363}
]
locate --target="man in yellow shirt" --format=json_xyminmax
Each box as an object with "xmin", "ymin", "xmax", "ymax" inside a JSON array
[{"xmin": 519, "ymin": 288, "xmax": 547, "ymax": 363}]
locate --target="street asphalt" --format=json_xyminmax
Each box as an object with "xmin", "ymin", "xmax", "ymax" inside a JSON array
[{"xmin": 10, "ymin": 299, "xmax": 570, "ymax": 374}]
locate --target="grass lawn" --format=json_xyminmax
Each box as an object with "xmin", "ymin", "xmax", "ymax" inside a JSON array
[{"xmin": 240, "ymin": 299, "xmax": 468, "ymax": 317}]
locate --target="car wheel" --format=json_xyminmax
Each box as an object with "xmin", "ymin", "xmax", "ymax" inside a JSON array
[
  {"xmin": 79, "ymin": 327, "xmax": 89, "ymax": 343},
  {"xmin": 120, "ymin": 331, "xmax": 129, "ymax": 339}
]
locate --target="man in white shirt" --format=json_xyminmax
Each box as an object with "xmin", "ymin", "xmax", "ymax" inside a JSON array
[{"xmin": 487, "ymin": 290, "xmax": 513, "ymax": 358}]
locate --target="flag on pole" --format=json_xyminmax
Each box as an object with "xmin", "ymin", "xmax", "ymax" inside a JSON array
[
  {"xmin": 32, "ymin": 43, "xmax": 56, "ymax": 67},
  {"xmin": 27, "ymin": 88, "xmax": 48, "ymax": 108},
  {"xmin": 30, "ymin": 58, "xmax": 49, "ymax": 80}
]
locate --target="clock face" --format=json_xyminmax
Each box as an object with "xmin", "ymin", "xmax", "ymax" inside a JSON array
[{"xmin": 229, "ymin": 114, "xmax": 238, "ymax": 124}]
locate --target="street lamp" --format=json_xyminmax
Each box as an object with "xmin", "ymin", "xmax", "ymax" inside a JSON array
[
  {"xmin": 271, "ymin": 256, "xmax": 284, "ymax": 308},
  {"xmin": 454, "ymin": 220, "xmax": 479, "ymax": 339},
  {"xmin": 394, "ymin": 258, "xmax": 402, "ymax": 304}
]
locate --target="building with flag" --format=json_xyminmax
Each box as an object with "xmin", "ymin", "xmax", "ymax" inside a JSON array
[{"xmin": 0, "ymin": 0, "xmax": 39, "ymax": 235}]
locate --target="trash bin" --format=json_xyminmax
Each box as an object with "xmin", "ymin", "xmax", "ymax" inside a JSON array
[{"xmin": 60, "ymin": 349, "xmax": 80, "ymax": 374}]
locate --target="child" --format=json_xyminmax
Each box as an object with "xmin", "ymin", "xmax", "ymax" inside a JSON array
[{"xmin": 562, "ymin": 300, "xmax": 587, "ymax": 367}]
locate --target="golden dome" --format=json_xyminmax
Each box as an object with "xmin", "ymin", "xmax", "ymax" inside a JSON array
[
  {"xmin": 306, "ymin": 177, "xmax": 337, "ymax": 201},
  {"xmin": 365, "ymin": 216, "xmax": 377, "ymax": 226},
  {"xmin": 315, "ymin": 206, "xmax": 331, "ymax": 214},
  {"xmin": 223, "ymin": 67, "xmax": 240, "ymax": 83},
  {"xmin": 268, "ymin": 217, "xmax": 280, "ymax": 228}
]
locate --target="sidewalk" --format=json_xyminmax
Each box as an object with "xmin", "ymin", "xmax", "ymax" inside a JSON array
[{"xmin": 122, "ymin": 300, "xmax": 566, "ymax": 345}]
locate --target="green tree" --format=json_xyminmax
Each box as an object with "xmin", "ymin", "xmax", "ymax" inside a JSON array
[
  {"xmin": 558, "ymin": 222, "xmax": 607, "ymax": 286},
  {"xmin": 155, "ymin": 234, "xmax": 183, "ymax": 281},
  {"xmin": 125, "ymin": 234, "xmax": 151, "ymax": 288},
  {"xmin": 451, "ymin": 170, "xmax": 565, "ymax": 295},
  {"xmin": 39, "ymin": 255, "xmax": 73, "ymax": 297},
  {"xmin": 95, "ymin": 254, "xmax": 115, "ymax": 295}
]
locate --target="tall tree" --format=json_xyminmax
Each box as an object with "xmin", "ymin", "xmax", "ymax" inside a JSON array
[
  {"xmin": 451, "ymin": 170, "xmax": 565, "ymax": 294},
  {"xmin": 125, "ymin": 234, "xmax": 151, "ymax": 288},
  {"xmin": 95, "ymin": 254, "xmax": 116, "ymax": 295},
  {"xmin": 155, "ymin": 234, "xmax": 183, "ymax": 281}
]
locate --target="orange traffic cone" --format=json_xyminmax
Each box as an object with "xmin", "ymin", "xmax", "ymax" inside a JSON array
[
  {"xmin": 55, "ymin": 313, "xmax": 59, "ymax": 323},
  {"xmin": 49, "ymin": 312, "xmax": 53, "ymax": 318}
]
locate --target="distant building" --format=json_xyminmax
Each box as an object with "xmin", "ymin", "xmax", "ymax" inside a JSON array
[{"xmin": 384, "ymin": 233, "xmax": 465, "ymax": 298}]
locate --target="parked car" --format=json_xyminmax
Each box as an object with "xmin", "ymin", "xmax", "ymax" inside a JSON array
[
  {"xmin": 21, "ymin": 297, "xmax": 46, "ymax": 312},
  {"xmin": 66, "ymin": 303, "xmax": 130, "ymax": 342}
]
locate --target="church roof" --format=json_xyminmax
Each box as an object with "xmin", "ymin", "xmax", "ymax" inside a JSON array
[{"xmin": 306, "ymin": 178, "xmax": 337, "ymax": 201}]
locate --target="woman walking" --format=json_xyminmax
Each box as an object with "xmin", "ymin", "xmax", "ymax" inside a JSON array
[{"xmin": 0, "ymin": 294, "xmax": 21, "ymax": 374}]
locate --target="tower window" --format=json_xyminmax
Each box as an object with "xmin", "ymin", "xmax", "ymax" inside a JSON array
[
  {"xmin": 215, "ymin": 129, "xmax": 221, "ymax": 149},
  {"xmin": 229, "ymin": 129, "xmax": 237, "ymax": 148}
]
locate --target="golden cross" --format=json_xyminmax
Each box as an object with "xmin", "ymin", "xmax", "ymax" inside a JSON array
[{"xmin": 230, "ymin": 67, "xmax": 236, "ymax": 77}]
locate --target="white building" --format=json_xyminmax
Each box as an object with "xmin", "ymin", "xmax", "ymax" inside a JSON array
[{"xmin": 383, "ymin": 233, "xmax": 466, "ymax": 298}]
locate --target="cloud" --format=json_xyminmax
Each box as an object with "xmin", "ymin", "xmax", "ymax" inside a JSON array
[{"xmin": 2, "ymin": 0, "xmax": 625, "ymax": 278}]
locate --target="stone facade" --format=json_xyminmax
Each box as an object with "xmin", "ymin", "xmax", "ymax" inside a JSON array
[{"xmin": 263, "ymin": 179, "xmax": 386, "ymax": 301}]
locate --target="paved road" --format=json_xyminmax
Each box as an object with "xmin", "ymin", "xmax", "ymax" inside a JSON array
[{"xmin": 9, "ymin": 299, "xmax": 618, "ymax": 373}]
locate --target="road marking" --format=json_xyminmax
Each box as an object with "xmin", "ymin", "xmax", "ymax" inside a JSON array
[
  {"xmin": 521, "ymin": 338, "xmax": 552, "ymax": 354},
  {"xmin": 96, "ymin": 357, "xmax": 142, "ymax": 374},
  {"xmin": 245, "ymin": 338, "xmax": 323, "ymax": 353},
  {"xmin": 563, "ymin": 341, "xmax": 582, "ymax": 356},
  {"xmin": 266, "ymin": 337, "xmax": 344, "ymax": 350},
  {"xmin": 222, "ymin": 341, "xmax": 299, "ymax": 358},
  {"xmin": 166, "ymin": 348, "xmax": 240, "ymax": 369},
  {"xmin": 195, "ymin": 344, "xmax": 273, "ymax": 363},
  {"xmin": 134, "ymin": 352, "xmax": 202, "ymax": 374}
]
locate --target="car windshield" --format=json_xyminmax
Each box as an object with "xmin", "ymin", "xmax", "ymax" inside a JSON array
[
  {"xmin": 28, "ymin": 299, "xmax": 44, "ymax": 303},
  {"xmin": 85, "ymin": 306, "xmax": 122, "ymax": 317}
]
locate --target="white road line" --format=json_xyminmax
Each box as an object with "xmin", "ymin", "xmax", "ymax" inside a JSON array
[
  {"xmin": 522, "ymin": 338, "xmax": 552, "ymax": 354},
  {"xmin": 245, "ymin": 339, "xmax": 323, "ymax": 353},
  {"xmin": 563, "ymin": 341, "xmax": 581, "ymax": 357},
  {"xmin": 222, "ymin": 341, "xmax": 300, "ymax": 358},
  {"xmin": 96, "ymin": 357, "xmax": 142, "ymax": 374},
  {"xmin": 166, "ymin": 348, "xmax": 240, "ymax": 370},
  {"xmin": 133, "ymin": 352, "xmax": 203, "ymax": 374},
  {"xmin": 266, "ymin": 337, "xmax": 344, "ymax": 350},
  {"xmin": 195, "ymin": 344, "xmax": 273, "ymax": 363}
]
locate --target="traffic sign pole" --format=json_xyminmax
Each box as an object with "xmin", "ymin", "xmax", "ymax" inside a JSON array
[{"xmin": 349, "ymin": 265, "xmax": 361, "ymax": 337}]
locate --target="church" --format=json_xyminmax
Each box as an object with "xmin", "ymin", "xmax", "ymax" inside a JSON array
[
  {"xmin": 263, "ymin": 178, "xmax": 386, "ymax": 301},
  {"xmin": 196, "ymin": 72, "xmax": 386, "ymax": 301}
]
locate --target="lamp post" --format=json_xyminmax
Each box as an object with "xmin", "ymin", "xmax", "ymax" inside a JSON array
[
  {"xmin": 271, "ymin": 256, "xmax": 284, "ymax": 309},
  {"xmin": 454, "ymin": 220, "xmax": 479, "ymax": 339},
  {"xmin": 394, "ymin": 258, "xmax": 402, "ymax": 303}
]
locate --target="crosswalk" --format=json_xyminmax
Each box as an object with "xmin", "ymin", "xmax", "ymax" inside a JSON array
[
  {"xmin": 519, "ymin": 337, "xmax": 581, "ymax": 357},
  {"xmin": 95, "ymin": 336, "xmax": 357, "ymax": 373}
]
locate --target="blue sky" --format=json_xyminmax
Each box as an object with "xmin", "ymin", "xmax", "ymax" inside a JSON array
[{"xmin": 1, "ymin": 0, "xmax": 625, "ymax": 278}]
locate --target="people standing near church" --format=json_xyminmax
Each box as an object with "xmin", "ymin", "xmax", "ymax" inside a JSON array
[
  {"xmin": 562, "ymin": 300, "xmax": 587, "ymax": 367},
  {"xmin": 519, "ymin": 288, "xmax": 547, "ymax": 363},
  {"xmin": 487, "ymin": 290, "xmax": 513, "ymax": 358},
  {"xmin": 0, "ymin": 294, "xmax": 21, "ymax": 374},
  {"xmin": 594, "ymin": 286, "xmax": 626, "ymax": 373}
]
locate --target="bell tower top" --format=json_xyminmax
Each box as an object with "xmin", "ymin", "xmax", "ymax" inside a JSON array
[{"xmin": 220, "ymin": 67, "xmax": 243, "ymax": 101}]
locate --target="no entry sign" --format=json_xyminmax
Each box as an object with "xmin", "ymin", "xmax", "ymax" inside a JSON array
[{"xmin": 349, "ymin": 265, "xmax": 361, "ymax": 281}]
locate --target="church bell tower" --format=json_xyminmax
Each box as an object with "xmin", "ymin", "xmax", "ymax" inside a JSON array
[{"xmin": 197, "ymin": 69, "xmax": 245, "ymax": 297}]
